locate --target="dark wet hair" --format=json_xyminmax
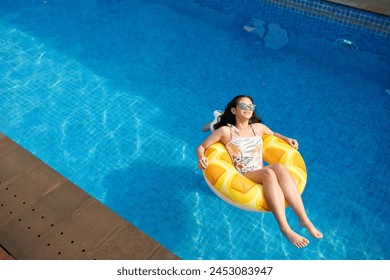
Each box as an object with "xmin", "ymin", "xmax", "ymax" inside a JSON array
[{"xmin": 213, "ymin": 95, "xmax": 262, "ymax": 130}]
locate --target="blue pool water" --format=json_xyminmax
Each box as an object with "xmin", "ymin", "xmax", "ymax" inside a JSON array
[{"xmin": 0, "ymin": 0, "xmax": 389, "ymax": 259}]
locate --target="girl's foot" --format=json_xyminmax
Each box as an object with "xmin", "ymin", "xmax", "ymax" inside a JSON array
[
  {"xmin": 299, "ymin": 220, "xmax": 323, "ymax": 239},
  {"xmin": 282, "ymin": 228, "xmax": 310, "ymax": 248}
]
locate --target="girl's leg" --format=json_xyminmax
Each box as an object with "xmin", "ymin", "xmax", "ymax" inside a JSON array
[
  {"xmin": 245, "ymin": 168, "xmax": 309, "ymax": 248},
  {"xmin": 268, "ymin": 163, "xmax": 323, "ymax": 239}
]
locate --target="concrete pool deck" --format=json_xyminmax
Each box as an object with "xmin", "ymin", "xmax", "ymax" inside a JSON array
[
  {"xmin": 325, "ymin": 0, "xmax": 390, "ymax": 17},
  {"xmin": 0, "ymin": 133, "xmax": 179, "ymax": 260}
]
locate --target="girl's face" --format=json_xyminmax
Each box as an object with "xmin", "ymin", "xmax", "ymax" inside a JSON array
[{"xmin": 231, "ymin": 97, "xmax": 255, "ymax": 120}]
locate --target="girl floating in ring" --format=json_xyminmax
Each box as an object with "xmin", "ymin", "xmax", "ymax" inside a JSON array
[{"xmin": 196, "ymin": 95, "xmax": 323, "ymax": 248}]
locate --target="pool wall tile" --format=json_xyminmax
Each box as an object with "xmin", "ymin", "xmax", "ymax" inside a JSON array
[
  {"xmin": 195, "ymin": 0, "xmax": 390, "ymax": 37},
  {"xmin": 263, "ymin": 0, "xmax": 390, "ymax": 37}
]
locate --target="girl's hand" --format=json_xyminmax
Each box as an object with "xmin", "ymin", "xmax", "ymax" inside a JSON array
[
  {"xmin": 286, "ymin": 138, "xmax": 299, "ymax": 149},
  {"xmin": 273, "ymin": 132, "xmax": 299, "ymax": 150},
  {"xmin": 198, "ymin": 156, "xmax": 208, "ymax": 169}
]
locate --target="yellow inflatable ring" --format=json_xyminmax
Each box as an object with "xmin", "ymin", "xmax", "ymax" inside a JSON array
[{"xmin": 203, "ymin": 135, "xmax": 307, "ymax": 212}]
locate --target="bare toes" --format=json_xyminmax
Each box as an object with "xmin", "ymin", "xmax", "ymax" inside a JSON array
[
  {"xmin": 299, "ymin": 221, "xmax": 323, "ymax": 239},
  {"xmin": 295, "ymin": 238, "xmax": 309, "ymax": 248},
  {"xmin": 283, "ymin": 230, "xmax": 309, "ymax": 248}
]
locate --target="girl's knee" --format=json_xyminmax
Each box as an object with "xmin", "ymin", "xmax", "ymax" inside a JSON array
[
  {"xmin": 262, "ymin": 168, "xmax": 277, "ymax": 182},
  {"xmin": 271, "ymin": 163, "xmax": 288, "ymax": 173}
]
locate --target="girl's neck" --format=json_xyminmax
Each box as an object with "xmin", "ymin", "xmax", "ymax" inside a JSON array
[{"xmin": 235, "ymin": 120, "xmax": 250, "ymax": 131}]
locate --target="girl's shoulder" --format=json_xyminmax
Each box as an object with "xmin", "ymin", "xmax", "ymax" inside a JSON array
[
  {"xmin": 252, "ymin": 123, "xmax": 271, "ymax": 135},
  {"xmin": 214, "ymin": 125, "xmax": 231, "ymax": 142},
  {"xmin": 251, "ymin": 122, "xmax": 265, "ymax": 130},
  {"xmin": 216, "ymin": 125, "xmax": 231, "ymax": 135}
]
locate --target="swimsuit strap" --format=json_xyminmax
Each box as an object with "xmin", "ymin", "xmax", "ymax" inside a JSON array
[
  {"xmin": 227, "ymin": 124, "xmax": 239, "ymax": 140},
  {"xmin": 251, "ymin": 124, "xmax": 259, "ymax": 136},
  {"xmin": 228, "ymin": 123, "xmax": 258, "ymax": 138}
]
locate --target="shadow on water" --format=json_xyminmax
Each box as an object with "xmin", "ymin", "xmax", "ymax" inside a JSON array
[{"xmin": 102, "ymin": 159, "xmax": 213, "ymax": 250}]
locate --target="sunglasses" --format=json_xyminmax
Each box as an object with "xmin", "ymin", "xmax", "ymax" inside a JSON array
[{"xmin": 237, "ymin": 103, "xmax": 256, "ymax": 111}]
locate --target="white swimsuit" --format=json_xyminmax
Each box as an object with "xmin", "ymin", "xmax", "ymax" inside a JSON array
[{"xmin": 225, "ymin": 125, "xmax": 263, "ymax": 174}]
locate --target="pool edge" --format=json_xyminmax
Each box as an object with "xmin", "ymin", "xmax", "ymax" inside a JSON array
[{"xmin": 0, "ymin": 132, "xmax": 180, "ymax": 260}]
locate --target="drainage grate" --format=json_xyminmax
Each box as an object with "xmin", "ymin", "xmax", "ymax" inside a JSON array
[{"xmin": 335, "ymin": 39, "xmax": 358, "ymax": 50}]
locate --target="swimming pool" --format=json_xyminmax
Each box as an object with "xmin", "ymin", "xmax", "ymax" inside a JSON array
[{"xmin": 0, "ymin": 0, "xmax": 389, "ymax": 260}]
